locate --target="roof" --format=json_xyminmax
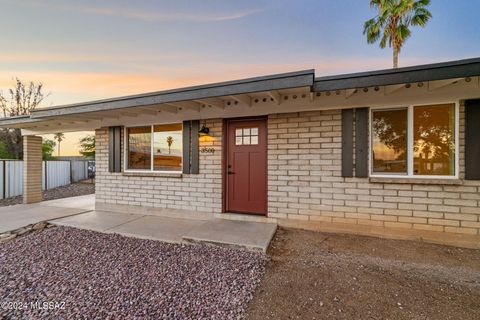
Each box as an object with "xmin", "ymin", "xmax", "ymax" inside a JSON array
[
  {"xmin": 313, "ymin": 57, "xmax": 480, "ymax": 92},
  {"xmin": 30, "ymin": 69, "xmax": 314, "ymax": 118},
  {"xmin": 1, "ymin": 57, "xmax": 479, "ymax": 129}
]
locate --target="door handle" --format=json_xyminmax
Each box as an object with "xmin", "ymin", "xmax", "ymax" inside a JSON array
[{"xmin": 228, "ymin": 171, "xmax": 235, "ymax": 175}]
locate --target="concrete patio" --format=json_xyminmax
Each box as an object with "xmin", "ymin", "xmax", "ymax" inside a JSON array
[
  {"xmin": 51, "ymin": 211, "xmax": 277, "ymax": 252},
  {"xmin": 1, "ymin": 195, "xmax": 277, "ymax": 252},
  {"xmin": 0, "ymin": 194, "xmax": 94, "ymax": 234}
]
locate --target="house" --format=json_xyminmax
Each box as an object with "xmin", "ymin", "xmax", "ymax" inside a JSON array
[{"xmin": 2, "ymin": 57, "xmax": 480, "ymax": 249}]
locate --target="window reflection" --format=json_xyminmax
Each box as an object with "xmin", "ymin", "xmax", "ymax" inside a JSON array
[
  {"xmin": 372, "ymin": 109, "xmax": 408, "ymax": 174},
  {"xmin": 127, "ymin": 126, "xmax": 151, "ymax": 170},
  {"xmin": 413, "ymin": 104, "xmax": 455, "ymax": 176},
  {"xmin": 153, "ymin": 123, "xmax": 182, "ymax": 171}
]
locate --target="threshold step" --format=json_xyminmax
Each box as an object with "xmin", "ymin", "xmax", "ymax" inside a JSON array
[{"xmin": 182, "ymin": 219, "xmax": 277, "ymax": 252}]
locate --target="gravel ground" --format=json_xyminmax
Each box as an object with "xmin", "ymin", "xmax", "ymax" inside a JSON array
[
  {"xmin": 0, "ymin": 227, "xmax": 266, "ymax": 319},
  {"xmin": 246, "ymin": 227, "xmax": 480, "ymax": 320},
  {"xmin": 0, "ymin": 182, "xmax": 94, "ymax": 207}
]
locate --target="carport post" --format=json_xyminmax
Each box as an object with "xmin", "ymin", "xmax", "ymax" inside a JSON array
[{"xmin": 23, "ymin": 135, "xmax": 43, "ymax": 204}]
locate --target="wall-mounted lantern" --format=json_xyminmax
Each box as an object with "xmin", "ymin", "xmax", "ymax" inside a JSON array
[{"xmin": 198, "ymin": 125, "xmax": 211, "ymax": 137}]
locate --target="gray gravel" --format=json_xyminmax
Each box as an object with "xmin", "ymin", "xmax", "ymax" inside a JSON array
[
  {"xmin": 0, "ymin": 227, "xmax": 267, "ymax": 319},
  {"xmin": 0, "ymin": 182, "xmax": 94, "ymax": 207}
]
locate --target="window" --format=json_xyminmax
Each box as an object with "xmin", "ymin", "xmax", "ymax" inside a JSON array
[
  {"xmin": 371, "ymin": 103, "xmax": 457, "ymax": 177},
  {"xmin": 372, "ymin": 109, "xmax": 408, "ymax": 174},
  {"xmin": 153, "ymin": 124, "xmax": 182, "ymax": 172},
  {"xmin": 413, "ymin": 104, "xmax": 455, "ymax": 176},
  {"xmin": 127, "ymin": 126, "xmax": 151, "ymax": 170},
  {"xmin": 126, "ymin": 123, "xmax": 182, "ymax": 172},
  {"xmin": 235, "ymin": 127, "xmax": 259, "ymax": 145}
]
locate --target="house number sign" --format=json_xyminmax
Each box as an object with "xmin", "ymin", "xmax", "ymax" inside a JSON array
[{"xmin": 200, "ymin": 147, "xmax": 215, "ymax": 154}]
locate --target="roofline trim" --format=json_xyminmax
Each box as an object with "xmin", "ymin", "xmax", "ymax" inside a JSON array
[
  {"xmin": 313, "ymin": 57, "xmax": 480, "ymax": 92},
  {"xmin": 34, "ymin": 69, "xmax": 315, "ymax": 112},
  {"xmin": 28, "ymin": 69, "xmax": 314, "ymax": 119},
  {"xmin": 1, "ymin": 57, "xmax": 480, "ymax": 127}
]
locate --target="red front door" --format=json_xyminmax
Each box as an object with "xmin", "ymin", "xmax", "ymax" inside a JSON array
[{"xmin": 226, "ymin": 118, "xmax": 267, "ymax": 215}]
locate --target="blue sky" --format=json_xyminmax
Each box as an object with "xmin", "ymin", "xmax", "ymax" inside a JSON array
[
  {"xmin": 0, "ymin": 0, "xmax": 479, "ymax": 154},
  {"xmin": 1, "ymin": 0, "xmax": 479, "ymax": 104}
]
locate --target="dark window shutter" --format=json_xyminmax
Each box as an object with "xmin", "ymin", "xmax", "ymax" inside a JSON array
[
  {"xmin": 355, "ymin": 108, "xmax": 369, "ymax": 178},
  {"xmin": 341, "ymin": 109, "xmax": 354, "ymax": 177},
  {"xmin": 465, "ymin": 99, "xmax": 480, "ymax": 180},
  {"xmin": 190, "ymin": 120, "xmax": 200, "ymax": 174},
  {"xmin": 182, "ymin": 121, "xmax": 191, "ymax": 174},
  {"xmin": 108, "ymin": 126, "xmax": 121, "ymax": 173}
]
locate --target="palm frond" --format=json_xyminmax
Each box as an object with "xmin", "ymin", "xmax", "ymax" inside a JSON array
[
  {"xmin": 413, "ymin": 0, "xmax": 430, "ymax": 10},
  {"xmin": 364, "ymin": 18, "xmax": 382, "ymax": 44},
  {"xmin": 396, "ymin": 24, "xmax": 412, "ymax": 48},
  {"xmin": 411, "ymin": 8, "xmax": 432, "ymax": 26},
  {"xmin": 364, "ymin": 0, "xmax": 431, "ymax": 67}
]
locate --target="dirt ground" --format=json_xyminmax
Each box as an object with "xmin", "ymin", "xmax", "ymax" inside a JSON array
[{"xmin": 246, "ymin": 228, "xmax": 480, "ymax": 320}]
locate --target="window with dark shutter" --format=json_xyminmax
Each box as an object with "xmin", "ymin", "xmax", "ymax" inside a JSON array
[
  {"xmin": 341, "ymin": 109, "xmax": 354, "ymax": 177},
  {"xmin": 182, "ymin": 120, "xmax": 200, "ymax": 174},
  {"xmin": 190, "ymin": 120, "xmax": 200, "ymax": 174},
  {"xmin": 355, "ymin": 108, "xmax": 369, "ymax": 178},
  {"xmin": 182, "ymin": 121, "xmax": 191, "ymax": 174},
  {"xmin": 108, "ymin": 126, "xmax": 122, "ymax": 173},
  {"xmin": 465, "ymin": 99, "xmax": 480, "ymax": 180}
]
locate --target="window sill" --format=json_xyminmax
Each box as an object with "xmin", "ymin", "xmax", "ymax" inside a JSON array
[
  {"xmin": 369, "ymin": 177, "xmax": 462, "ymax": 185},
  {"xmin": 122, "ymin": 171, "xmax": 183, "ymax": 178}
]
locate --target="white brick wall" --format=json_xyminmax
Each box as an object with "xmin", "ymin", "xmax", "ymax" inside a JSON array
[
  {"xmin": 95, "ymin": 119, "xmax": 223, "ymax": 216},
  {"xmin": 268, "ymin": 107, "xmax": 480, "ymax": 236},
  {"xmin": 95, "ymin": 106, "xmax": 480, "ymax": 239}
]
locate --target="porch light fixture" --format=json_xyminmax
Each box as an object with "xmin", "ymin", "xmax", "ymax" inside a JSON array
[{"xmin": 198, "ymin": 125, "xmax": 211, "ymax": 137}]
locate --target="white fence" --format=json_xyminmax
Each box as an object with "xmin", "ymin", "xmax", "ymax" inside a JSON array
[
  {"xmin": 71, "ymin": 160, "xmax": 90, "ymax": 182},
  {"xmin": 0, "ymin": 160, "xmax": 91, "ymax": 199}
]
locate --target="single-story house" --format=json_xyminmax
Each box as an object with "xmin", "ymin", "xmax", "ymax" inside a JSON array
[{"xmin": 2, "ymin": 57, "xmax": 480, "ymax": 248}]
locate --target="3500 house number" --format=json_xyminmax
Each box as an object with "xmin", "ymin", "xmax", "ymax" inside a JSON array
[{"xmin": 200, "ymin": 147, "xmax": 215, "ymax": 154}]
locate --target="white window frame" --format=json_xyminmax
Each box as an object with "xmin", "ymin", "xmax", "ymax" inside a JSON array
[
  {"xmin": 369, "ymin": 101, "xmax": 459, "ymax": 179},
  {"xmin": 123, "ymin": 123, "xmax": 183, "ymax": 173}
]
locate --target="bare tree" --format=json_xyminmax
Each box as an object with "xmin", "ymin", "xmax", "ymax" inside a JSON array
[{"xmin": 0, "ymin": 78, "xmax": 47, "ymax": 159}]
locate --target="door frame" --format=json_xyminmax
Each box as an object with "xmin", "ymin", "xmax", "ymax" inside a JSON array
[{"xmin": 222, "ymin": 116, "xmax": 268, "ymax": 215}]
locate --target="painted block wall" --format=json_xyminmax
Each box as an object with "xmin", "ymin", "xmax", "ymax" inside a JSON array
[
  {"xmin": 95, "ymin": 105, "xmax": 480, "ymax": 246},
  {"xmin": 95, "ymin": 119, "xmax": 223, "ymax": 216},
  {"xmin": 267, "ymin": 105, "xmax": 480, "ymax": 237}
]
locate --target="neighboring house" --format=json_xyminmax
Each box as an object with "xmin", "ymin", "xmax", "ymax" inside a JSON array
[{"xmin": 1, "ymin": 57, "xmax": 480, "ymax": 248}]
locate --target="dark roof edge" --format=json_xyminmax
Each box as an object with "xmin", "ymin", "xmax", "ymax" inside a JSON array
[
  {"xmin": 313, "ymin": 57, "xmax": 480, "ymax": 92},
  {"xmin": 315, "ymin": 57, "xmax": 480, "ymax": 81},
  {"xmin": 0, "ymin": 115, "xmax": 40, "ymax": 126},
  {"xmin": 34, "ymin": 69, "xmax": 315, "ymax": 113}
]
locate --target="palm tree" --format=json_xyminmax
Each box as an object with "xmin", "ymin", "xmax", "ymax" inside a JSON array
[
  {"xmin": 363, "ymin": 0, "xmax": 432, "ymax": 68},
  {"xmin": 166, "ymin": 136, "xmax": 174, "ymax": 154},
  {"xmin": 53, "ymin": 132, "xmax": 65, "ymax": 157}
]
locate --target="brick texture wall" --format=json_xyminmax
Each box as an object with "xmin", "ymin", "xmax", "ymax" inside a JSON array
[
  {"xmin": 23, "ymin": 135, "xmax": 43, "ymax": 204},
  {"xmin": 95, "ymin": 107, "xmax": 480, "ymax": 241},
  {"xmin": 267, "ymin": 106, "xmax": 480, "ymax": 237},
  {"xmin": 95, "ymin": 119, "xmax": 223, "ymax": 216}
]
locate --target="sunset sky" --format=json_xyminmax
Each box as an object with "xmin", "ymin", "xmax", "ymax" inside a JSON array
[{"xmin": 1, "ymin": 0, "xmax": 479, "ymax": 155}]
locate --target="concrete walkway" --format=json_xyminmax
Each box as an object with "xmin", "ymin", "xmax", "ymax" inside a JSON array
[
  {"xmin": 51, "ymin": 211, "xmax": 277, "ymax": 252},
  {"xmin": 1, "ymin": 193, "xmax": 277, "ymax": 251},
  {"xmin": 0, "ymin": 195, "xmax": 94, "ymax": 234}
]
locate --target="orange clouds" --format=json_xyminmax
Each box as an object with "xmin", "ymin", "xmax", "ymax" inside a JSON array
[{"xmin": 0, "ymin": 55, "xmax": 436, "ymax": 107}]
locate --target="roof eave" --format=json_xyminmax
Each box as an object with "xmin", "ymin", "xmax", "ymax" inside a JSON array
[
  {"xmin": 29, "ymin": 69, "xmax": 314, "ymax": 119},
  {"xmin": 0, "ymin": 115, "xmax": 38, "ymax": 127},
  {"xmin": 313, "ymin": 57, "xmax": 480, "ymax": 92}
]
